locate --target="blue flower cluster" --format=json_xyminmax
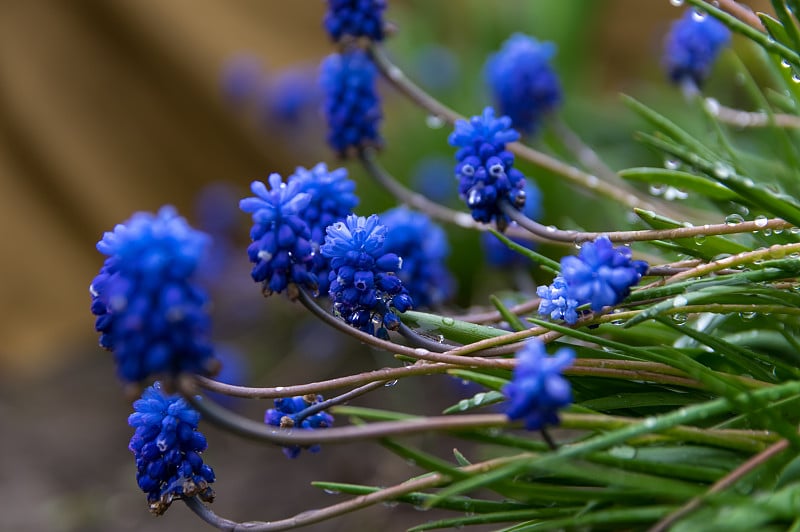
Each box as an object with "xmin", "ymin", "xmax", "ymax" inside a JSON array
[
  {"xmin": 320, "ymin": 48, "xmax": 382, "ymax": 156},
  {"xmin": 321, "ymin": 214, "xmax": 413, "ymax": 337},
  {"xmin": 485, "ymin": 34, "xmax": 562, "ymax": 135},
  {"xmin": 324, "ymin": 0, "xmax": 386, "ymax": 43},
  {"xmin": 482, "ymin": 180, "xmax": 542, "ymax": 268},
  {"xmin": 663, "ymin": 9, "xmax": 731, "ymax": 87},
  {"xmin": 240, "ymin": 174, "xmax": 317, "ymax": 296},
  {"xmin": 128, "ymin": 383, "xmax": 215, "ymax": 515},
  {"xmin": 292, "ymin": 163, "xmax": 360, "ymax": 295},
  {"xmin": 265, "ymin": 395, "xmax": 334, "ymax": 459},
  {"xmin": 380, "ymin": 207, "xmax": 454, "ymax": 308},
  {"xmin": 504, "ymin": 339, "xmax": 574, "ymax": 430},
  {"xmin": 539, "ymin": 236, "xmax": 647, "ymax": 322},
  {"xmin": 90, "ymin": 206, "xmax": 217, "ymax": 383},
  {"xmin": 537, "ymin": 276, "xmax": 580, "ymax": 325},
  {"xmin": 448, "ymin": 107, "xmax": 526, "ymax": 231}
]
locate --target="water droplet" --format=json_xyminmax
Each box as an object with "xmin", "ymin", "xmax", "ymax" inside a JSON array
[
  {"xmin": 672, "ymin": 313, "xmax": 688, "ymax": 325},
  {"xmin": 692, "ymin": 9, "xmax": 707, "ymax": 21},
  {"xmin": 442, "ymin": 317, "xmax": 455, "ymax": 326},
  {"xmin": 740, "ymin": 311, "xmax": 757, "ymax": 321},
  {"xmin": 754, "ymin": 215, "xmax": 768, "ymax": 228},
  {"xmin": 663, "ymin": 186, "xmax": 688, "ymax": 201},
  {"xmin": 725, "ymin": 213, "xmax": 744, "ymax": 225},
  {"xmin": 793, "ymin": 73, "xmax": 800, "ymax": 84},
  {"xmin": 384, "ymin": 379, "xmax": 398, "ymax": 387},
  {"xmin": 704, "ymin": 97, "xmax": 719, "ymax": 115},
  {"xmin": 782, "ymin": 59, "xmax": 792, "ymax": 68},
  {"xmin": 425, "ymin": 115, "xmax": 445, "ymax": 129},
  {"xmin": 382, "ymin": 500, "xmax": 399, "ymax": 508},
  {"xmin": 643, "ymin": 417, "xmax": 657, "ymax": 429},
  {"xmin": 649, "ymin": 184, "xmax": 665, "ymax": 196},
  {"xmin": 473, "ymin": 392, "xmax": 486, "ymax": 405},
  {"xmin": 545, "ymin": 225, "xmax": 556, "ymax": 233},
  {"xmin": 693, "ymin": 234, "xmax": 706, "ymax": 245},
  {"xmin": 664, "ymin": 159, "xmax": 680, "ymax": 170},
  {"xmin": 713, "ymin": 162, "xmax": 733, "ymax": 179},
  {"xmin": 762, "ymin": 228, "xmax": 773, "ymax": 237},
  {"xmin": 323, "ymin": 488, "xmax": 341, "ymax": 495},
  {"xmin": 673, "ymin": 295, "xmax": 688, "ymax": 307},
  {"xmin": 609, "ymin": 445, "xmax": 637, "ymax": 459},
  {"xmin": 414, "ymin": 348, "xmax": 430, "ymax": 356},
  {"xmin": 586, "ymin": 175, "xmax": 599, "ymax": 187},
  {"xmin": 669, "ymin": 0, "xmax": 684, "ymax": 5}
]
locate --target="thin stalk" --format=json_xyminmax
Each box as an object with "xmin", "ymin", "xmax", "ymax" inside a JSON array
[{"xmin": 666, "ymin": 242, "xmax": 800, "ymax": 283}]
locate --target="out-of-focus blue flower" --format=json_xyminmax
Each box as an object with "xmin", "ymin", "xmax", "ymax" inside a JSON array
[
  {"xmin": 220, "ymin": 54, "xmax": 265, "ymax": 106},
  {"xmin": 485, "ymin": 34, "xmax": 562, "ymax": 135},
  {"xmin": 663, "ymin": 9, "xmax": 731, "ymax": 87},
  {"xmin": 265, "ymin": 395, "xmax": 334, "ymax": 459},
  {"xmin": 320, "ymin": 214, "xmax": 413, "ymax": 338},
  {"xmin": 561, "ymin": 236, "xmax": 648, "ymax": 312},
  {"xmin": 448, "ymin": 107, "xmax": 526, "ymax": 231},
  {"xmin": 504, "ymin": 339, "xmax": 574, "ymax": 430},
  {"xmin": 482, "ymin": 180, "xmax": 542, "ymax": 268},
  {"xmin": 537, "ymin": 276, "xmax": 580, "ymax": 325},
  {"xmin": 240, "ymin": 174, "xmax": 317, "ymax": 295},
  {"xmin": 291, "ymin": 163, "xmax": 359, "ymax": 295},
  {"xmin": 380, "ymin": 207, "xmax": 454, "ymax": 308},
  {"xmin": 324, "ymin": 0, "xmax": 386, "ymax": 42},
  {"xmin": 262, "ymin": 66, "xmax": 322, "ymax": 126},
  {"xmin": 414, "ymin": 45, "xmax": 460, "ymax": 93},
  {"xmin": 128, "ymin": 382, "xmax": 215, "ymax": 515},
  {"xmin": 90, "ymin": 207, "xmax": 217, "ymax": 383},
  {"xmin": 320, "ymin": 48, "xmax": 382, "ymax": 156},
  {"xmin": 411, "ymin": 156, "xmax": 458, "ymax": 205}
]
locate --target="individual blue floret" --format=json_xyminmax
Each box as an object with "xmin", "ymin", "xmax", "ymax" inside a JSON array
[
  {"xmin": 324, "ymin": 0, "xmax": 387, "ymax": 43},
  {"xmin": 663, "ymin": 9, "xmax": 732, "ymax": 87},
  {"xmin": 128, "ymin": 382, "xmax": 215, "ymax": 515},
  {"xmin": 560, "ymin": 236, "xmax": 648, "ymax": 312},
  {"xmin": 265, "ymin": 394, "xmax": 335, "ymax": 459},
  {"xmin": 320, "ymin": 48, "xmax": 382, "ymax": 156},
  {"xmin": 291, "ymin": 163, "xmax": 359, "ymax": 295},
  {"xmin": 240, "ymin": 174, "xmax": 318, "ymax": 296},
  {"xmin": 380, "ymin": 206, "xmax": 454, "ymax": 308},
  {"xmin": 482, "ymin": 180, "xmax": 542, "ymax": 268},
  {"xmin": 504, "ymin": 339, "xmax": 574, "ymax": 430},
  {"xmin": 485, "ymin": 33, "xmax": 562, "ymax": 135},
  {"xmin": 320, "ymin": 214, "xmax": 413, "ymax": 338},
  {"xmin": 448, "ymin": 107, "xmax": 526, "ymax": 231},
  {"xmin": 536, "ymin": 276, "xmax": 580, "ymax": 325},
  {"xmin": 90, "ymin": 206, "xmax": 217, "ymax": 383}
]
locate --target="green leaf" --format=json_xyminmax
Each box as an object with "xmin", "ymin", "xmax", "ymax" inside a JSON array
[
  {"xmin": 486, "ymin": 229, "xmax": 561, "ymax": 273},
  {"xmin": 620, "ymin": 167, "xmax": 737, "ymax": 201},
  {"xmin": 447, "ymin": 369, "xmax": 509, "ymax": 391},
  {"xmin": 401, "ymin": 310, "xmax": 511, "ymax": 344},
  {"xmin": 443, "ymin": 390, "xmax": 504, "ymax": 414}
]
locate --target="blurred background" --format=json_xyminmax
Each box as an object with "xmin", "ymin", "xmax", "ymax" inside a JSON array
[{"xmin": 0, "ymin": 0, "xmax": 770, "ymax": 530}]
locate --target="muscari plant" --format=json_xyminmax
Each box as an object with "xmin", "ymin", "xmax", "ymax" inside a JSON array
[{"xmin": 90, "ymin": 1, "xmax": 800, "ymax": 529}]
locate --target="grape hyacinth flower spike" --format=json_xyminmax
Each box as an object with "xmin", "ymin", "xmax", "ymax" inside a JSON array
[
  {"xmin": 128, "ymin": 382, "xmax": 215, "ymax": 515},
  {"xmin": 324, "ymin": 0, "xmax": 387, "ymax": 43},
  {"xmin": 663, "ymin": 8, "xmax": 732, "ymax": 89},
  {"xmin": 485, "ymin": 33, "xmax": 562, "ymax": 135},
  {"xmin": 320, "ymin": 214, "xmax": 413, "ymax": 338},
  {"xmin": 292, "ymin": 163, "xmax": 360, "ymax": 295},
  {"xmin": 448, "ymin": 107, "xmax": 526, "ymax": 231},
  {"xmin": 561, "ymin": 235, "xmax": 648, "ymax": 312},
  {"xmin": 536, "ymin": 275, "xmax": 581, "ymax": 325},
  {"xmin": 90, "ymin": 206, "xmax": 217, "ymax": 383},
  {"xmin": 240, "ymin": 173, "xmax": 317, "ymax": 297},
  {"xmin": 380, "ymin": 206, "xmax": 454, "ymax": 308},
  {"xmin": 504, "ymin": 339, "xmax": 574, "ymax": 431},
  {"xmin": 320, "ymin": 47, "xmax": 383, "ymax": 157},
  {"xmin": 265, "ymin": 395, "xmax": 335, "ymax": 459}
]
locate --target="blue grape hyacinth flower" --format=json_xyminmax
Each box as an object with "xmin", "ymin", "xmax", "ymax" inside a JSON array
[
  {"xmin": 324, "ymin": 0, "xmax": 386, "ymax": 43},
  {"xmin": 504, "ymin": 339, "xmax": 574, "ymax": 430},
  {"xmin": 485, "ymin": 33, "xmax": 562, "ymax": 135},
  {"xmin": 663, "ymin": 9, "xmax": 731, "ymax": 87},
  {"xmin": 537, "ymin": 275, "xmax": 580, "ymax": 325},
  {"xmin": 380, "ymin": 206, "xmax": 454, "ymax": 308},
  {"xmin": 291, "ymin": 163, "xmax": 359, "ymax": 295},
  {"xmin": 265, "ymin": 395, "xmax": 334, "ymax": 459},
  {"xmin": 320, "ymin": 48, "xmax": 382, "ymax": 156},
  {"xmin": 561, "ymin": 236, "xmax": 648, "ymax": 312},
  {"xmin": 240, "ymin": 174, "xmax": 318, "ymax": 296},
  {"xmin": 90, "ymin": 206, "xmax": 217, "ymax": 383},
  {"xmin": 449, "ymin": 107, "xmax": 526, "ymax": 231},
  {"xmin": 320, "ymin": 214, "xmax": 413, "ymax": 338},
  {"xmin": 128, "ymin": 382, "xmax": 215, "ymax": 515}
]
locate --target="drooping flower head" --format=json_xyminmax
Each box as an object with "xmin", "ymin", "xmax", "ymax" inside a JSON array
[
  {"xmin": 240, "ymin": 174, "xmax": 317, "ymax": 296},
  {"xmin": 485, "ymin": 34, "xmax": 562, "ymax": 135},
  {"xmin": 448, "ymin": 107, "xmax": 526, "ymax": 231},
  {"xmin": 320, "ymin": 214, "xmax": 413, "ymax": 338},
  {"xmin": 265, "ymin": 394, "xmax": 334, "ymax": 459},
  {"xmin": 320, "ymin": 48, "xmax": 382, "ymax": 156},
  {"xmin": 380, "ymin": 207, "xmax": 454, "ymax": 308},
  {"xmin": 128, "ymin": 382, "xmax": 215, "ymax": 515},
  {"xmin": 291, "ymin": 163, "xmax": 359, "ymax": 295},
  {"xmin": 663, "ymin": 9, "xmax": 732, "ymax": 87},
  {"xmin": 482, "ymin": 180, "xmax": 542, "ymax": 268},
  {"xmin": 504, "ymin": 339, "xmax": 574, "ymax": 430},
  {"xmin": 560, "ymin": 236, "xmax": 648, "ymax": 312},
  {"xmin": 537, "ymin": 275, "xmax": 580, "ymax": 325},
  {"xmin": 324, "ymin": 0, "xmax": 387, "ymax": 43},
  {"xmin": 90, "ymin": 206, "xmax": 217, "ymax": 383}
]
